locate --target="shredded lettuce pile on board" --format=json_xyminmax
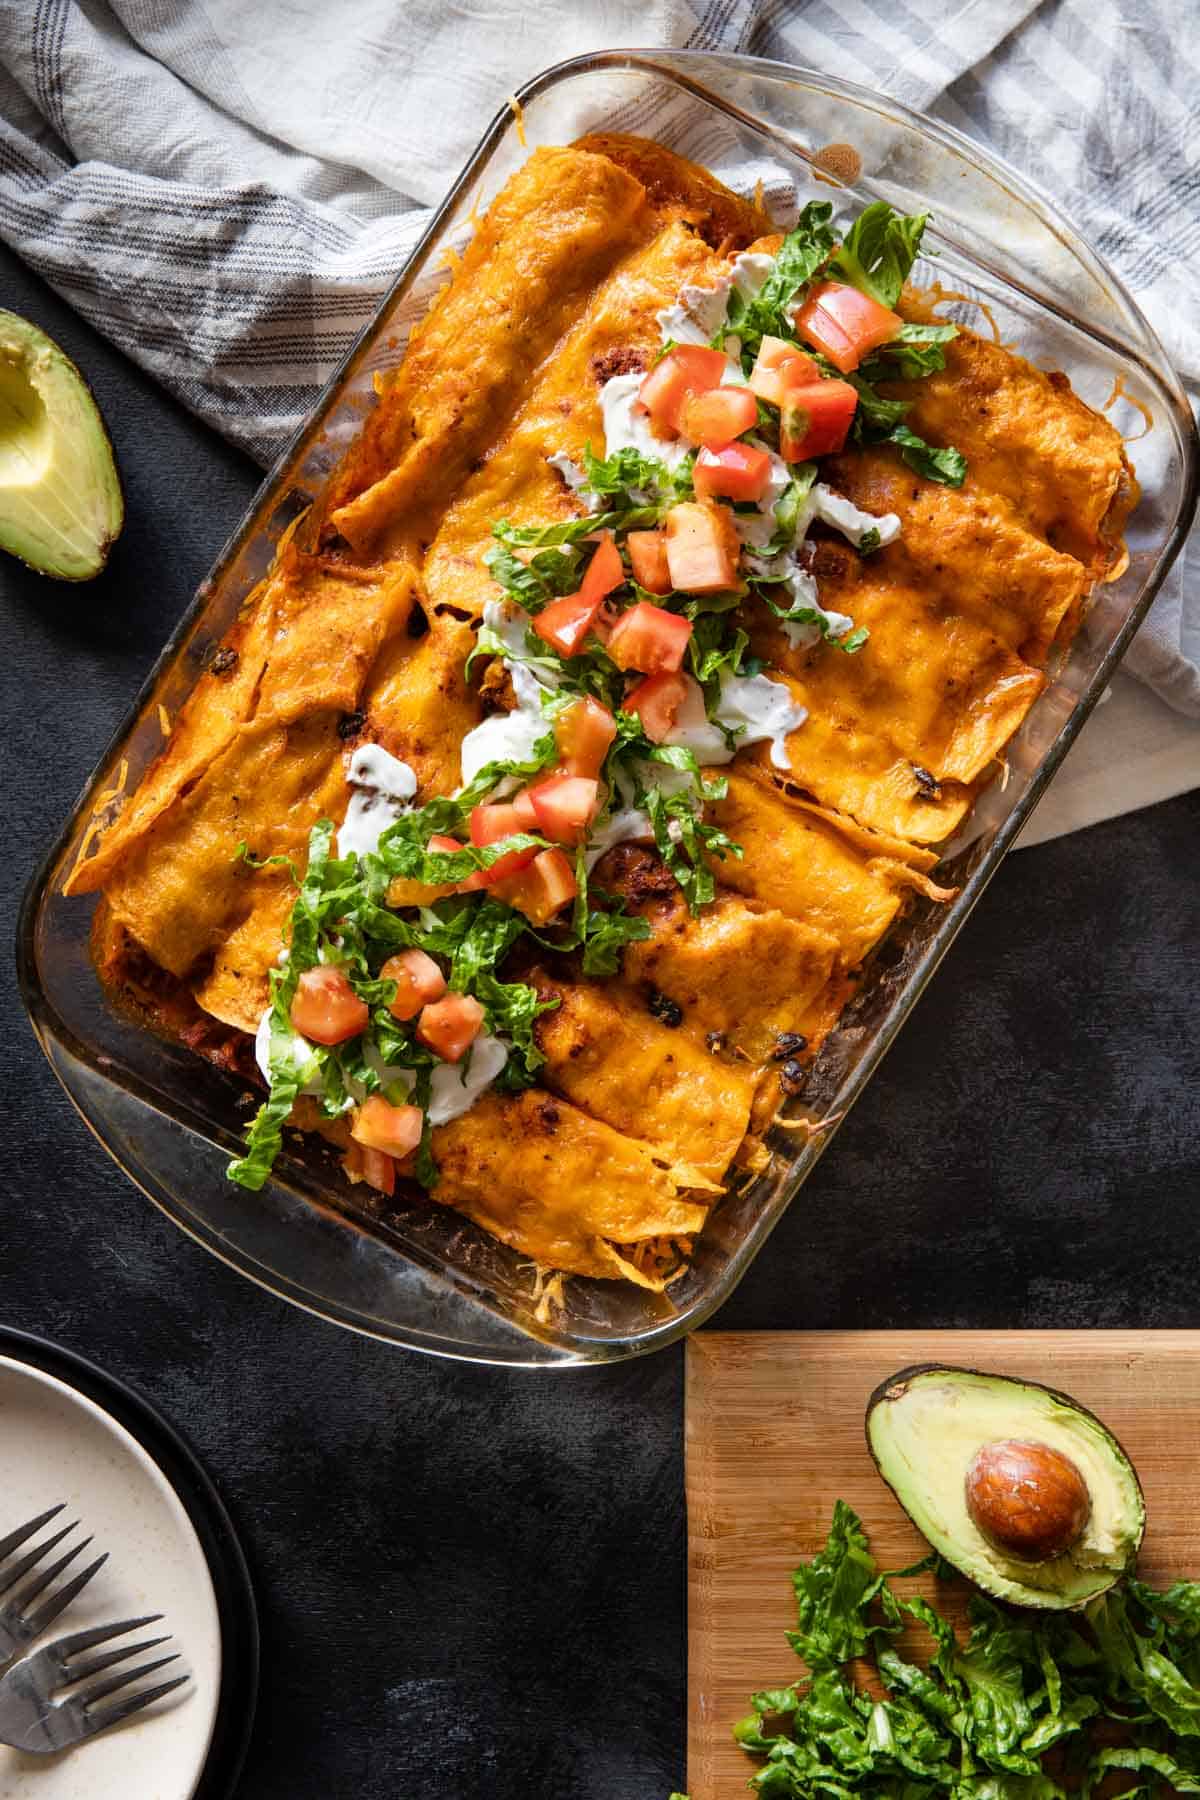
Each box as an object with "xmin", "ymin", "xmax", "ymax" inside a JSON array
[{"xmin": 674, "ymin": 1502, "xmax": 1200, "ymax": 1800}]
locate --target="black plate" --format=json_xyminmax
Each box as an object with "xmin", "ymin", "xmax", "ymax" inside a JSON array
[{"xmin": 0, "ymin": 1324, "xmax": 258, "ymax": 1798}]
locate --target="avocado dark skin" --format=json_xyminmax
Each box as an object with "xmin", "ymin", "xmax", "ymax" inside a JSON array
[{"xmin": 865, "ymin": 1364, "xmax": 1146, "ymax": 1610}]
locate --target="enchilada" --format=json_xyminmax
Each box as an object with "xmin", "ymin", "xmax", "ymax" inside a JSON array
[{"xmin": 67, "ymin": 134, "xmax": 1137, "ymax": 1289}]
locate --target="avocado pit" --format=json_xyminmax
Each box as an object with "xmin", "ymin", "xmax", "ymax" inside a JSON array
[
  {"xmin": 864, "ymin": 1364, "xmax": 1145, "ymax": 1609},
  {"xmin": 965, "ymin": 1437, "xmax": 1091, "ymax": 1563}
]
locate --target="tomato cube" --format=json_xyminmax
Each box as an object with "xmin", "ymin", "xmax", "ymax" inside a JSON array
[
  {"xmin": 352, "ymin": 1095, "xmax": 424, "ymax": 1159},
  {"xmin": 578, "ymin": 531, "xmax": 624, "ymax": 605},
  {"xmin": 470, "ymin": 802, "xmax": 525, "ymax": 847},
  {"xmin": 682, "ymin": 384, "xmax": 758, "ymax": 446},
  {"xmin": 663, "ymin": 502, "xmax": 741, "ymax": 595},
  {"xmin": 532, "ymin": 591, "xmax": 602, "ymax": 658},
  {"xmin": 347, "ymin": 1143, "xmax": 396, "ymax": 1196},
  {"xmin": 554, "ymin": 697, "xmax": 617, "ymax": 778},
  {"xmin": 606, "ymin": 601, "xmax": 692, "ymax": 675},
  {"xmin": 467, "ymin": 800, "xmax": 539, "ymax": 884},
  {"xmin": 416, "ymin": 992, "xmax": 486, "ymax": 1063},
  {"xmin": 624, "ymin": 671, "xmax": 689, "ymax": 743},
  {"xmin": 637, "ymin": 345, "xmax": 730, "ymax": 434},
  {"xmin": 531, "ymin": 531, "xmax": 625, "ymax": 658},
  {"xmin": 509, "ymin": 788, "xmax": 540, "ymax": 830},
  {"xmin": 495, "ymin": 848, "xmax": 578, "ymax": 926},
  {"xmin": 626, "ymin": 529, "xmax": 672, "ymax": 596},
  {"xmin": 289, "ymin": 965, "xmax": 368, "ymax": 1046},
  {"xmin": 423, "ymin": 832, "xmax": 485, "ymax": 895},
  {"xmin": 693, "ymin": 441, "xmax": 773, "ymax": 504},
  {"xmin": 380, "ymin": 948, "xmax": 447, "ymax": 1022},
  {"xmin": 779, "ymin": 378, "xmax": 859, "ymax": 461},
  {"xmin": 528, "ymin": 773, "xmax": 600, "ymax": 846},
  {"xmin": 793, "ymin": 281, "xmax": 901, "ymax": 373},
  {"xmin": 748, "ymin": 335, "xmax": 815, "ymax": 407}
]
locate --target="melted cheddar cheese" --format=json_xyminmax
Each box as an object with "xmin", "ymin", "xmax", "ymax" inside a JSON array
[{"xmin": 68, "ymin": 133, "xmax": 1137, "ymax": 1289}]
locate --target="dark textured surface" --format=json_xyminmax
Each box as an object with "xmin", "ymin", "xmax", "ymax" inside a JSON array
[{"xmin": 2, "ymin": 242, "xmax": 1198, "ymax": 1799}]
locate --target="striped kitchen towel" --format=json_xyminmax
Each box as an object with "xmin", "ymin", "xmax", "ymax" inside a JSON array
[{"xmin": 0, "ymin": 0, "xmax": 1196, "ymax": 836}]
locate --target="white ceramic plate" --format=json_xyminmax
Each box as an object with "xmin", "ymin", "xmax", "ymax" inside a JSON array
[{"xmin": 0, "ymin": 1355, "xmax": 222, "ymax": 1799}]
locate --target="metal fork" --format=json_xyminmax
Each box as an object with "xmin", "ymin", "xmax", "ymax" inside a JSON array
[
  {"xmin": 0, "ymin": 1615, "xmax": 188, "ymax": 1752},
  {"xmin": 0, "ymin": 1505, "xmax": 107, "ymax": 1665}
]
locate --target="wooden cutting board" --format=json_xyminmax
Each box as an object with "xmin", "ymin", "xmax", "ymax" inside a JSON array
[{"xmin": 686, "ymin": 1331, "xmax": 1200, "ymax": 1798}]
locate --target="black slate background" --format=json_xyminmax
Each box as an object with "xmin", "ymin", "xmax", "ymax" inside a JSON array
[{"xmin": 2, "ymin": 246, "xmax": 1198, "ymax": 1799}]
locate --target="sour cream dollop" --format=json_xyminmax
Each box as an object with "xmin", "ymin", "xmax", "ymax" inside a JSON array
[
  {"xmin": 661, "ymin": 671, "xmax": 807, "ymax": 771},
  {"xmin": 254, "ymin": 1006, "xmax": 509, "ymax": 1129},
  {"xmin": 373, "ymin": 1031, "xmax": 510, "ymax": 1126},
  {"xmin": 458, "ymin": 599, "xmax": 558, "ymax": 788},
  {"xmin": 812, "ymin": 483, "xmax": 901, "ymax": 549},
  {"xmin": 337, "ymin": 743, "xmax": 418, "ymax": 859},
  {"xmin": 599, "ymin": 373, "xmax": 694, "ymax": 473}
]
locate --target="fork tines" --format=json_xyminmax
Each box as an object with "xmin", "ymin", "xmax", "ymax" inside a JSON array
[
  {"xmin": 0, "ymin": 1507, "xmax": 109, "ymax": 1641},
  {"xmin": 0, "ymin": 1504, "xmax": 65, "ymax": 1565},
  {"xmin": 53, "ymin": 1616, "xmax": 188, "ymax": 1737}
]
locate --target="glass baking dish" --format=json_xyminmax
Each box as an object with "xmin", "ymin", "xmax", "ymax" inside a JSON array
[{"xmin": 18, "ymin": 50, "xmax": 1197, "ymax": 1366}]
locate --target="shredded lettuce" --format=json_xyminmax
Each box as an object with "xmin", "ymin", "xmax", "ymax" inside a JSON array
[
  {"xmin": 712, "ymin": 1504, "xmax": 1200, "ymax": 1800},
  {"xmin": 483, "ymin": 538, "xmax": 583, "ymax": 611},
  {"xmin": 865, "ymin": 319, "xmax": 959, "ymax": 381},
  {"xmin": 828, "ymin": 201, "xmax": 930, "ymax": 308},
  {"xmin": 724, "ymin": 201, "xmax": 837, "ymax": 360},
  {"xmin": 640, "ymin": 770, "xmax": 741, "ymax": 913},
  {"xmin": 888, "ymin": 424, "xmax": 969, "ymax": 487}
]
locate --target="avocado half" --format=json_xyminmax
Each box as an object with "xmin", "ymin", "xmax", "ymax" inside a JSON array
[
  {"xmin": 866, "ymin": 1364, "xmax": 1145, "ymax": 1609},
  {"xmin": 0, "ymin": 309, "xmax": 124, "ymax": 580}
]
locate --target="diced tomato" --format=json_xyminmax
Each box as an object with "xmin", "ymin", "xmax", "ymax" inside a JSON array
[
  {"xmin": 758, "ymin": 335, "xmax": 811, "ymax": 371},
  {"xmin": 578, "ymin": 531, "xmax": 624, "ymax": 605},
  {"xmin": 779, "ymin": 378, "xmax": 859, "ymax": 461},
  {"xmin": 494, "ymin": 848, "xmax": 578, "ymax": 926},
  {"xmin": 637, "ymin": 345, "xmax": 729, "ymax": 434},
  {"xmin": 348, "ymin": 1143, "xmax": 396, "ymax": 1196},
  {"xmin": 682, "ymin": 384, "xmax": 758, "ymax": 447},
  {"xmin": 532, "ymin": 529, "xmax": 625, "ymax": 656},
  {"xmin": 509, "ymin": 788, "xmax": 539, "ymax": 830},
  {"xmin": 416, "ymin": 992, "xmax": 486, "ymax": 1063},
  {"xmin": 426, "ymin": 832, "xmax": 486, "ymax": 895},
  {"xmin": 555, "ymin": 697, "xmax": 616, "ymax": 778},
  {"xmin": 528, "ymin": 773, "xmax": 600, "ymax": 846},
  {"xmin": 352, "ymin": 1095, "xmax": 424, "ymax": 1159},
  {"xmin": 467, "ymin": 801, "xmax": 539, "ymax": 885},
  {"xmin": 693, "ymin": 441, "xmax": 773, "ymax": 504},
  {"xmin": 380, "ymin": 948, "xmax": 447, "ymax": 1022},
  {"xmin": 289, "ymin": 965, "xmax": 368, "ymax": 1046},
  {"xmin": 625, "ymin": 529, "xmax": 672, "ymax": 596},
  {"xmin": 469, "ymin": 802, "xmax": 525, "ymax": 848},
  {"xmin": 607, "ymin": 601, "xmax": 692, "ymax": 675},
  {"xmin": 748, "ymin": 334, "xmax": 815, "ymax": 406},
  {"xmin": 532, "ymin": 591, "xmax": 602, "ymax": 658},
  {"xmin": 483, "ymin": 844, "xmax": 539, "ymax": 885},
  {"xmin": 624, "ymin": 671, "xmax": 689, "ymax": 743},
  {"xmin": 793, "ymin": 281, "xmax": 901, "ymax": 373},
  {"xmin": 663, "ymin": 502, "xmax": 741, "ymax": 595}
]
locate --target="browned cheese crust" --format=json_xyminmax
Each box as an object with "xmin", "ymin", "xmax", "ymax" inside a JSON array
[{"xmin": 68, "ymin": 135, "xmax": 1136, "ymax": 1283}]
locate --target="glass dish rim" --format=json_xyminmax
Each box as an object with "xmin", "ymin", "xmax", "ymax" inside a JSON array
[{"xmin": 17, "ymin": 47, "xmax": 1200, "ymax": 1366}]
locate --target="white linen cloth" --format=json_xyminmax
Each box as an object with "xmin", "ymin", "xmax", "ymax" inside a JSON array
[{"xmin": 0, "ymin": 0, "xmax": 1196, "ymax": 841}]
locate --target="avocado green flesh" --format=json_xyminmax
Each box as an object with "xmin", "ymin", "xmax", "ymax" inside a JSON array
[
  {"xmin": 867, "ymin": 1367, "xmax": 1145, "ymax": 1609},
  {"xmin": 0, "ymin": 311, "xmax": 123, "ymax": 581}
]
